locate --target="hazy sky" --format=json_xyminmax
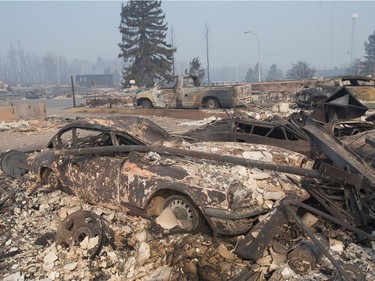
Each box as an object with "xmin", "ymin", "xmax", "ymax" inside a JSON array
[{"xmin": 1, "ymin": 1, "xmax": 374, "ymax": 72}]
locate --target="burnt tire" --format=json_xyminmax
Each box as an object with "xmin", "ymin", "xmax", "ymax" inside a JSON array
[
  {"xmin": 163, "ymin": 195, "xmax": 200, "ymax": 232},
  {"xmin": 140, "ymin": 99, "xmax": 153, "ymax": 109},
  {"xmin": 205, "ymin": 98, "xmax": 219, "ymax": 109}
]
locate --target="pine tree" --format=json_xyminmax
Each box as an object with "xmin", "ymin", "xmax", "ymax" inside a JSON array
[
  {"xmin": 245, "ymin": 63, "xmax": 260, "ymax": 82},
  {"xmin": 266, "ymin": 64, "xmax": 283, "ymax": 81},
  {"xmin": 185, "ymin": 57, "xmax": 205, "ymax": 86},
  {"xmin": 364, "ymin": 30, "xmax": 375, "ymax": 75},
  {"xmin": 118, "ymin": 0, "xmax": 176, "ymax": 88}
]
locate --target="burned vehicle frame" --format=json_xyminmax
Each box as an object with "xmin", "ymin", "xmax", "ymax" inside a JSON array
[
  {"xmin": 9, "ymin": 116, "xmax": 314, "ymax": 236},
  {"xmin": 295, "ymin": 76, "xmax": 375, "ymax": 109},
  {"xmin": 185, "ymin": 116, "xmax": 312, "ymax": 156}
]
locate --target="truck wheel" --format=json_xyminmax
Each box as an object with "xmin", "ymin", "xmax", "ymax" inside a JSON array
[
  {"xmin": 205, "ymin": 98, "xmax": 219, "ymax": 109},
  {"xmin": 140, "ymin": 99, "xmax": 153, "ymax": 109}
]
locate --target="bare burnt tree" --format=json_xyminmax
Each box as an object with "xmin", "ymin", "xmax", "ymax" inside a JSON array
[
  {"xmin": 169, "ymin": 25, "xmax": 177, "ymax": 75},
  {"xmin": 287, "ymin": 61, "xmax": 316, "ymax": 80},
  {"xmin": 203, "ymin": 22, "xmax": 211, "ymax": 85}
]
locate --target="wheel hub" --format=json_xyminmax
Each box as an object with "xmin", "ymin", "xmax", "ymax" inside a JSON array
[{"xmin": 169, "ymin": 199, "xmax": 194, "ymax": 229}]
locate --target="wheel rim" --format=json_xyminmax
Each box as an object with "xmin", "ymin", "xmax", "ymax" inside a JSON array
[
  {"xmin": 165, "ymin": 197, "xmax": 196, "ymax": 231},
  {"xmin": 48, "ymin": 171, "xmax": 60, "ymax": 189},
  {"xmin": 206, "ymin": 99, "xmax": 217, "ymax": 109}
]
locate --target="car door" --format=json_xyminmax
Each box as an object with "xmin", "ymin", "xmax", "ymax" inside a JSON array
[{"xmin": 57, "ymin": 154, "xmax": 126, "ymax": 209}]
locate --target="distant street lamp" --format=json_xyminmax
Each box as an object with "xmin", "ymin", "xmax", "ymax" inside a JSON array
[
  {"xmin": 244, "ymin": 30, "xmax": 261, "ymax": 82},
  {"xmin": 350, "ymin": 13, "xmax": 358, "ymax": 64}
]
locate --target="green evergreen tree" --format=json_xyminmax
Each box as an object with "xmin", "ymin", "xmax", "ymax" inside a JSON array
[
  {"xmin": 266, "ymin": 64, "xmax": 283, "ymax": 81},
  {"xmin": 185, "ymin": 57, "xmax": 205, "ymax": 85},
  {"xmin": 118, "ymin": 0, "xmax": 176, "ymax": 88},
  {"xmin": 364, "ymin": 30, "xmax": 375, "ymax": 75}
]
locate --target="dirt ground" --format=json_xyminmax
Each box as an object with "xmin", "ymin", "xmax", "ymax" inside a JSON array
[
  {"xmin": 0, "ymin": 107, "xmax": 213, "ymax": 152},
  {"xmin": 1, "ymin": 107, "xmax": 375, "ymax": 281}
]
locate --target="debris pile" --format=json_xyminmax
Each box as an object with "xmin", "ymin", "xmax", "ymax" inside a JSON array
[
  {"xmin": 1, "ymin": 168, "xmax": 374, "ymax": 281},
  {"xmin": 1, "ymin": 87, "xmax": 375, "ymax": 280}
]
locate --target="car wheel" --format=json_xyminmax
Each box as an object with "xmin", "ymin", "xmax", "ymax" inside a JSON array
[
  {"xmin": 163, "ymin": 195, "xmax": 200, "ymax": 232},
  {"xmin": 140, "ymin": 99, "xmax": 153, "ymax": 109},
  {"xmin": 42, "ymin": 168, "xmax": 73, "ymax": 194},
  {"xmin": 42, "ymin": 169, "xmax": 59, "ymax": 188},
  {"xmin": 205, "ymin": 98, "xmax": 219, "ymax": 109}
]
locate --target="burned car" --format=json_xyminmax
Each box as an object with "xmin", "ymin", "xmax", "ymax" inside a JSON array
[
  {"xmin": 184, "ymin": 116, "xmax": 312, "ymax": 157},
  {"xmin": 3, "ymin": 116, "xmax": 312, "ymax": 236},
  {"xmin": 295, "ymin": 75, "xmax": 375, "ymax": 109}
]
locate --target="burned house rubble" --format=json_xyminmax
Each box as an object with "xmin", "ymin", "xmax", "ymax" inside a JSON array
[{"xmin": 1, "ymin": 87, "xmax": 375, "ymax": 281}]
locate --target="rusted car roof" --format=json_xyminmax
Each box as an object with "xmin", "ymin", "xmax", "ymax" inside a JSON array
[{"xmin": 47, "ymin": 116, "xmax": 171, "ymax": 146}]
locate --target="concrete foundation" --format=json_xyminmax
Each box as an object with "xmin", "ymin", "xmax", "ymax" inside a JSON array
[{"xmin": 0, "ymin": 102, "xmax": 46, "ymax": 122}]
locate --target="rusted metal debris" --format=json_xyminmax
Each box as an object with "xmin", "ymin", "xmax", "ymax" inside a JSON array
[
  {"xmin": 56, "ymin": 210, "xmax": 114, "ymax": 258},
  {"xmin": 295, "ymin": 76, "xmax": 375, "ymax": 109},
  {"xmin": 287, "ymin": 234, "xmax": 329, "ymax": 275},
  {"xmin": 43, "ymin": 116, "xmax": 172, "ymax": 148},
  {"xmin": 234, "ymin": 195, "xmax": 374, "ymax": 280},
  {"xmin": 0, "ymin": 150, "xmax": 29, "ymax": 178},
  {"xmin": 184, "ymin": 116, "xmax": 312, "ymax": 156}
]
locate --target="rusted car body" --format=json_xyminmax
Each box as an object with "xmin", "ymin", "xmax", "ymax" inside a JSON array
[
  {"xmin": 27, "ymin": 116, "xmax": 310, "ymax": 235},
  {"xmin": 134, "ymin": 75, "xmax": 251, "ymax": 109},
  {"xmin": 296, "ymin": 76, "xmax": 375, "ymax": 108},
  {"xmin": 185, "ymin": 116, "xmax": 312, "ymax": 156}
]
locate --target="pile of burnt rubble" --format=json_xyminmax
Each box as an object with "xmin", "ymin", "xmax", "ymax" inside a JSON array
[
  {"xmin": 1, "ymin": 87, "xmax": 375, "ymax": 281},
  {"xmin": 0, "ymin": 171, "xmax": 374, "ymax": 281}
]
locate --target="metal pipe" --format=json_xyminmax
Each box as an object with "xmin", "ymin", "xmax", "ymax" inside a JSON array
[
  {"xmin": 204, "ymin": 207, "xmax": 266, "ymax": 220},
  {"xmin": 55, "ymin": 145, "xmax": 332, "ymax": 180},
  {"xmin": 296, "ymin": 201, "xmax": 375, "ymax": 241}
]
